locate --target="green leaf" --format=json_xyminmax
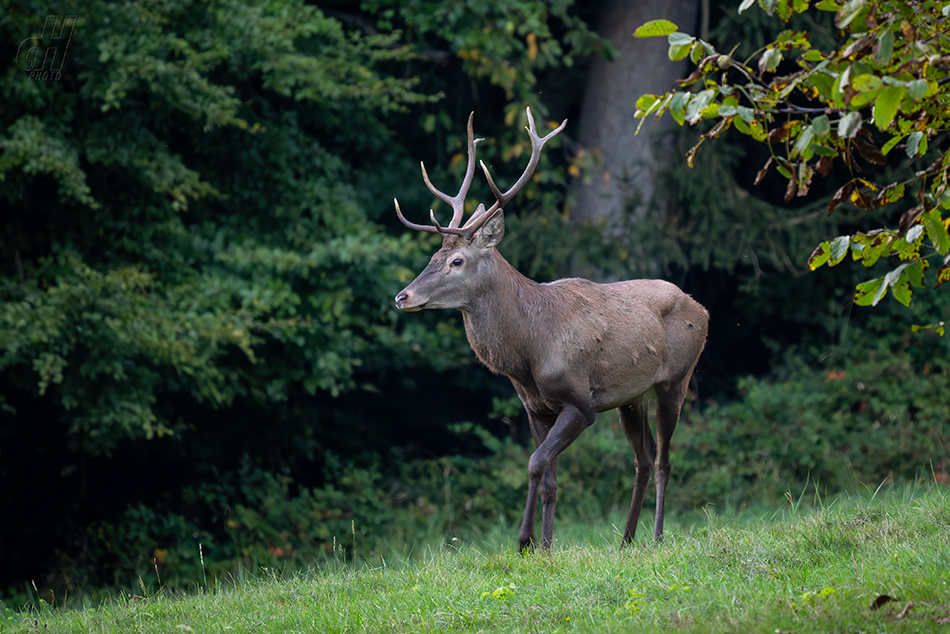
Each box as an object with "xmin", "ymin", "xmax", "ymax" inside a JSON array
[
  {"xmin": 851, "ymin": 231, "xmax": 893, "ymax": 267},
  {"xmin": 811, "ymin": 71, "xmax": 835, "ymax": 100},
  {"xmin": 906, "ymin": 260, "xmax": 925, "ymax": 288},
  {"xmin": 905, "ymin": 131, "xmax": 923, "ymax": 157},
  {"xmin": 923, "ymin": 210, "xmax": 950, "ymax": 255},
  {"xmin": 669, "ymin": 91, "xmax": 690, "ymax": 125},
  {"xmin": 875, "ymin": 29, "xmax": 894, "ymax": 64},
  {"xmin": 836, "ymin": 0, "xmax": 867, "ymax": 28},
  {"xmin": 812, "ymin": 114, "xmax": 831, "ymax": 136},
  {"xmin": 905, "ymin": 224, "xmax": 924, "ymax": 245},
  {"xmin": 635, "ymin": 94, "xmax": 661, "ymax": 116},
  {"xmin": 883, "ymin": 263, "xmax": 912, "ymax": 307},
  {"xmin": 759, "ymin": 48, "xmax": 783, "ymax": 74},
  {"xmin": 633, "ymin": 20, "xmax": 679, "ymax": 38},
  {"xmin": 907, "ymin": 79, "xmax": 928, "ymax": 100},
  {"xmin": 881, "ymin": 134, "xmax": 904, "ymax": 155},
  {"xmin": 850, "ymin": 87, "xmax": 883, "ymax": 108},
  {"xmin": 838, "ymin": 112, "xmax": 863, "ymax": 139},
  {"xmin": 668, "ymin": 33, "xmax": 696, "ymax": 61},
  {"xmin": 872, "ymin": 86, "xmax": 905, "ymax": 130},
  {"xmin": 829, "ymin": 235, "xmax": 850, "ymax": 265},
  {"xmin": 777, "ymin": 0, "xmax": 794, "ymax": 21},
  {"xmin": 851, "ymin": 74, "xmax": 883, "ymax": 91},
  {"xmin": 891, "ymin": 276, "xmax": 912, "ymax": 306},
  {"xmin": 808, "ymin": 242, "xmax": 831, "ymax": 269},
  {"xmin": 854, "ymin": 277, "xmax": 885, "ymax": 306},
  {"xmin": 738, "ymin": 0, "xmax": 756, "ymax": 12},
  {"xmin": 737, "ymin": 106, "xmax": 755, "ymax": 122},
  {"xmin": 685, "ymin": 89, "xmax": 716, "ymax": 125},
  {"xmin": 793, "ymin": 126, "xmax": 815, "ymax": 156}
]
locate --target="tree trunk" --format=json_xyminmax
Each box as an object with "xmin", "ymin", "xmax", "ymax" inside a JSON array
[{"xmin": 572, "ymin": 0, "xmax": 700, "ymax": 234}]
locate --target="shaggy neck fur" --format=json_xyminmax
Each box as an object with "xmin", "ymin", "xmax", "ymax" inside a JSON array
[{"xmin": 460, "ymin": 249, "xmax": 571, "ymax": 381}]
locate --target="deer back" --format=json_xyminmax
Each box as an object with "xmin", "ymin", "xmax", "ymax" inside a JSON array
[{"xmin": 459, "ymin": 254, "xmax": 707, "ymax": 414}]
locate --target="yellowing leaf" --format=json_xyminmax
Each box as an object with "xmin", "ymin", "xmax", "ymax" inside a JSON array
[
  {"xmin": 633, "ymin": 20, "xmax": 679, "ymax": 38},
  {"xmin": 936, "ymin": 264, "xmax": 950, "ymax": 289}
]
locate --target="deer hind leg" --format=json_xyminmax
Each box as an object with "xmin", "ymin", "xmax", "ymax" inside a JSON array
[
  {"xmin": 539, "ymin": 456, "xmax": 559, "ymax": 549},
  {"xmin": 519, "ymin": 405, "xmax": 589, "ymax": 551},
  {"xmin": 653, "ymin": 378, "xmax": 691, "ymax": 541},
  {"xmin": 619, "ymin": 400, "xmax": 656, "ymax": 546}
]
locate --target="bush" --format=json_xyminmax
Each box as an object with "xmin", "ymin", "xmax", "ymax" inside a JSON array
[
  {"xmin": 675, "ymin": 341, "xmax": 950, "ymax": 507},
  {"xmin": 14, "ymin": 331, "xmax": 950, "ymax": 605}
]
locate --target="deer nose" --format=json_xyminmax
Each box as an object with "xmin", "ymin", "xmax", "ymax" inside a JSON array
[{"xmin": 395, "ymin": 292, "xmax": 409, "ymax": 309}]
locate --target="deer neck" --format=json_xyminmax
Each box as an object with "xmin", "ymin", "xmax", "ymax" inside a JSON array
[{"xmin": 461, "ymin": 249, "xmax": 540, "ymax": 379}]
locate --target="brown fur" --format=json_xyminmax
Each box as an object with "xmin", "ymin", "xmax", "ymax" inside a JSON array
[{"xmin": 397, "ymin": 216, "xmax": 708, "ymax": 550}]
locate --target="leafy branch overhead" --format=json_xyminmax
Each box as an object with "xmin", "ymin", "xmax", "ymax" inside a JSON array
[{"xmin": 634, "ymin": 0, "xmax": 950, "ymax": 328}]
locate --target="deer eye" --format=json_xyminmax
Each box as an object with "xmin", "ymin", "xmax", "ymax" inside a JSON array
[{"xmin": 450, "ymin": 257, "xmax": 464, "ymax": 267}]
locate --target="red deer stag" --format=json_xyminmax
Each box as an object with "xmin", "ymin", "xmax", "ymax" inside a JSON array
[{"xmin": 394, "ymin": 108, "xmax": 708, "ymax": 550}]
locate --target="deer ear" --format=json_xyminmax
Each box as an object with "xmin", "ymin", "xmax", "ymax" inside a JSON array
[{"xmin": 473, "ymin": 209, "xmax": 505, "ymax": 249}]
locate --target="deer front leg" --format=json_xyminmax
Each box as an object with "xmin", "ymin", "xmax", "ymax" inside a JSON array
[
  {"xmin": 518, "ymin": 403, "xmax": 592, "ymax": 551},
  {"xmin": 521, "ymin": 410, "xmax": 557, "ymax": 550}
]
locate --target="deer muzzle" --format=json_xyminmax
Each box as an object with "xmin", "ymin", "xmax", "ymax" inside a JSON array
[{"xmin": 394, "ymin": 288, "xmax": 425, "ymax": 312}]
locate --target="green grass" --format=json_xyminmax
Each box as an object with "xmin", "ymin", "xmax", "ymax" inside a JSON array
[{"xmin": 4, "ymin": 485, "xmax": 950, "ymax": 633}]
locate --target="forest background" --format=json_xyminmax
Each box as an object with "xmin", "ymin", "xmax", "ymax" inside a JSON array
[{"xmin": 1, "ymin": 0, "xmax": 948, "ymax": 603}]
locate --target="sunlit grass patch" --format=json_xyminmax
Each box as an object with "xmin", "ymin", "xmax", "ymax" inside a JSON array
[{"xmin": 3, "ymin": 484, "xmax": 949, "ymax": 633}]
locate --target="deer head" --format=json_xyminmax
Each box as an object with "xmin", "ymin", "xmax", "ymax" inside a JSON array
[{"xmin": 394, "ymin": 108, "xmax": 566, "ymax": 312}]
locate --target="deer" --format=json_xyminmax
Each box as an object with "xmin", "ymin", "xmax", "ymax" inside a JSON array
[{"xmin": 393, "ymin": 107, "xmax": 708, "ymax": 551}]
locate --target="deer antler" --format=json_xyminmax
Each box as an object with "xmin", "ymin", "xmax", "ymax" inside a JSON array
[
  {"xmin": 460, "ymin": 107, "xmax": 567, "ymax": 239},
  {"xmin": 395, "ymin": 112, "xmax": 483, "ymax": 237},
  {"xmin": 395, "ymin": 107, "xmax": 567, "ymax": 240}
]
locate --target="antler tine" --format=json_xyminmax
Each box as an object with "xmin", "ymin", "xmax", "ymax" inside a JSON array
[
  {"xmin": 461, "ymin": 106, "xmax": 567, "ymax": 236},
  {"xmin": 419, "ymin": 161, "xmax": 454, "ymax": 207},
  {"xmin": 394, "ymin": 199, "xmax": 440, "ymax": 234},
  {"xmin": 479, "ymin": 160, "xmax": 504, "ymax": 207},
  {"xmin": 454, "ymin": 112, "xmax": 485, "ymax": 226},
  {"xmin": 419, "ymin": 112, "xmax": 484, "ymax": 232},
  {"xmin": 458, "ymin": 165, "xmax": 503, "ymax": 238},
  {"xmin": 429, "ymin": 208, "xmax": 467, "ymax": 237}
]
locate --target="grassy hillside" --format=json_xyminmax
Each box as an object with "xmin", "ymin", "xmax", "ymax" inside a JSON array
[{"xmin": 3, "ymin": 485, "xmax": 949, "ymax": 633}]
